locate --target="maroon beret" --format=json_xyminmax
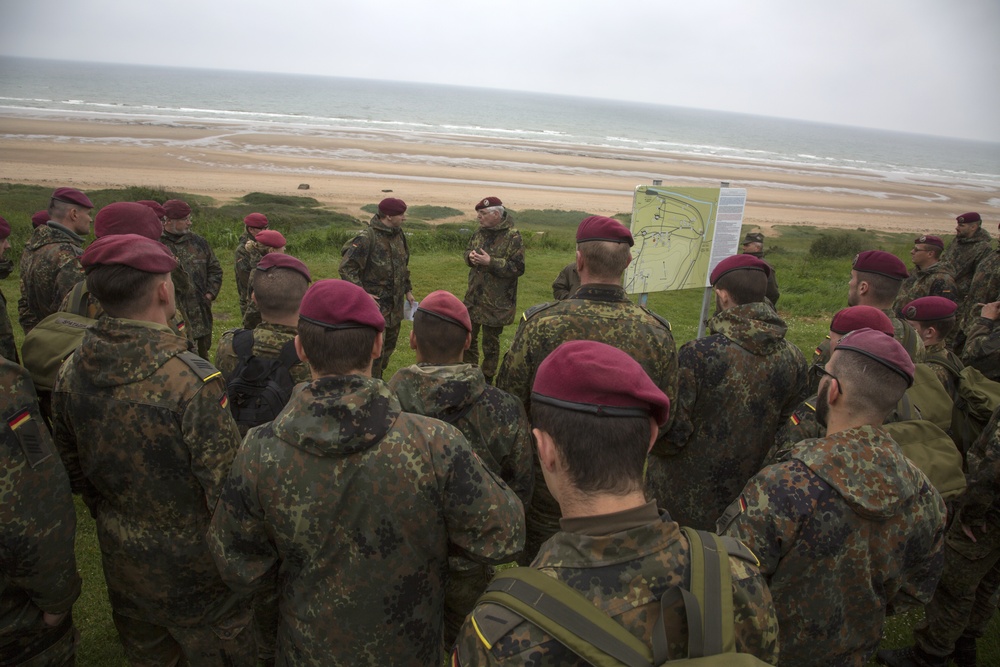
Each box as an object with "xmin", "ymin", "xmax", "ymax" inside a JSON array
[
  {"xmin": 710, "ymin": 254, "xmax": 771, "ymax": 285},
  {"xmin": 257, "ymin": 253, "xmax": 311, "ymax": 282},
  {"xmin": 95, "ymin": 202, "xmax": 164, "ymax": 240},
  {"xmin": 0, "ymin": 217, "xmax": 10, "ymax": 240},
  {"xmin": 835, "ymin": 327, "xmax": 915, "ymax": 387},
  {"xmin": 532, "ymin": 340, "xmax": 670, "ymax": 426},
  {"xmin": 417, "ymin": 290, "xmax": 472, "ymax": 332},
  {"xmin": 31, "ymin": 210, "xmax": 49, "ymax": 227},
  {"xmin": 299, "ymin": 279, "xmax": 385, "ymax": 332},
  {"xmin": 377, "ymin": 198, "xmax": 407, "ymax": 217},
  {"xmin": 135, "ymin": 200, "xmax": 167, "ymax": 219},
  {"xmin": 956, "ymin": 212, "xmax": 981, "ymax": 224},
  {"xmin": 903, "ymin": 296, "xmax": 957, "ymax": 322},
  {"xmin": 162, "ymin": 199, "xmax": 192, "ymax": 220},
  {"xmin": 915, "ymin": 234, "xmax": 944, "ymax": 249},
  {"xmin": 51, "ymin": 187, "xmax": 93, "ymax": 209},
  {"xmin": 830, "ymin": 306, "xmax": 894, "ymax": 336},
  {"xmin": 852, "ymin": 250, "xmax": 908, "ymax": 281},
  {"xmin": 81, "ymin": 234, "xmax": 178, "ymax": 274},
  {"xmin": 243, "ymin": 212, "xmax": 268, "ymax": 228},
  {"xmin": 475, "ymin": 196, "xmax": 503, "ymax": 211},
  {"xmin": 255, "ymin": 230, "xmax": 286, "ymax": 249},
  {"xmin": 576, "ymin": 216, "xmax": 634, "ymax": 247}
]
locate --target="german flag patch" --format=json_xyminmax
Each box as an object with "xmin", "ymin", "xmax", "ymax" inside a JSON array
[
  {"xmin": 7, "ymin": 409, "xmax": 51, "ymax": 467},
  {"xmin": 219, "ymin": 393, "xmax": 229, "ymax": 410}
]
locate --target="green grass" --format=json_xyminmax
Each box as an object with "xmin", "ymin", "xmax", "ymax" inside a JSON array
[{"xmin": 1, "ymin": 185, "xmax": 995, "ymax": 666}]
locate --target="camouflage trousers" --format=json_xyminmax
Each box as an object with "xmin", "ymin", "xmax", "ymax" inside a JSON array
[
  {"xmin": 372, "ymin": 322, "xmax": 400, "ymax": 380},
  {"xmin": 442, "ymin": 560, "xmax": 491, "ymax": 650},
  {"xmin": 6, "ymin": 618, "xmax": 77, "ymax": 667},
  {"xmin": 915, "ymin": 517, "xmax": 1000, "ymax": 658},
  {"xmin": 195, "ymin": 334, "xmax": 213, "ymax": 361},
  {"xmin": 464, "ymin": 323, "xmax": 504, "ymax": 381},
  {"xmin": 112, "ymin": 606, "xmax": 256, "ymax": 667}
]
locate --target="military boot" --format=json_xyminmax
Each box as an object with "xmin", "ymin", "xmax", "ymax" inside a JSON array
[
  {"xmin": 951, "ymin": 635, "xmax": 977, "ymax": 667},
  {"xmin": 876, "ymin": 645, "xmax": 949, "ymax": 667}
]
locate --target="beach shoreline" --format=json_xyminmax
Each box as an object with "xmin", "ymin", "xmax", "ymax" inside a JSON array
[{"xmin": 1, "ymin": 114, "xmax": 994, "ymax": 235}]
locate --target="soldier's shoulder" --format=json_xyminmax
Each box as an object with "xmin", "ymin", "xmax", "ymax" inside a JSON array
[
  {"xmin": 173, "ymin": 350, "xmax": 225, "ymax": 384},
  {"xmin": 521, "ymin": 300, "xmax": 561, "ymax": 323},
  {"xmin": 638, "ymin": 304, "xmax": 672, "ymax": 332}
]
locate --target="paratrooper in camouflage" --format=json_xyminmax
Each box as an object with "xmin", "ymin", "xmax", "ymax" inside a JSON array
[
  {"xmin": 892, "ymin": 265, "xmax": 958, "ymax": 318},
  {"xmin": 0, "ymin": 218, "xmax": 17, "ymax": 361},
  {"xmin": 550, "ymin": 261, "xmax": 580, "ymax": 300},
  {"xmin": 235, "ymin": 233, "xmax": 264, "ymax": 316},
  {"xmin": 955, "ymin": 246, "xmax": 1000, "ymax": 343},
  {"xmin": 941, "ymin": 213, "xmax": 993, "ymax": 302},
  {"xmin": 961, "ymin": 303, "xmax": 1000, "ymax": 381},
  {"xmin": 216, "ymin": 323, "xmax": 311, "ymax": 385},
  {"xmin": 18, "ymin": 223, "xmax": 87, "ymax": 334}
]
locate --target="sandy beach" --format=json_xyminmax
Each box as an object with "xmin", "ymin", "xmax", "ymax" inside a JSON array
[{"xmin": 1, "ymin": 115, "xmax": 994, "ymax": 235}]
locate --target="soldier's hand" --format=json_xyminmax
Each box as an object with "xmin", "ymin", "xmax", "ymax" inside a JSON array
[
  {"xmin": 980, "ymin": 301, "xmax": 1000, "ymax": 320},
  {"xmin": 42, "ymin": 611, "xmax": 67, "ymax": 627},
  {"xmin": 406, "ymin": 291, "xmax": 416, "ymax": 306},
  {"xmin": 961, "ymin": 521, "xmax": 986, "ymax": 543}
]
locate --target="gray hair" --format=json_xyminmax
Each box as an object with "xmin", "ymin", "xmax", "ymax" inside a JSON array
[{"xmin": 481, "ymin": 205, "xmax": 505, "ymax": 216}]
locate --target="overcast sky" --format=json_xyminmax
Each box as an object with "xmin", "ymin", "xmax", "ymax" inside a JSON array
[{"xmin": 2, "ymin": 0, "xmax": 998, "ymax": 142}]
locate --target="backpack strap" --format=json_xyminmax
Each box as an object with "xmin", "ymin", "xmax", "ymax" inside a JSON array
[
  {"xmin": 233, "ymin": 329, "xmax": 255, "ymax": 363},
  {"xmin": 925, "ymin": 352, "xmax": 964, "ymax": 379},
  {"xmin": 68, "ymin": 281, "xmax": 89, "ymax": 317},
  {"xmin": 677, "ymin": 527, "xmax": 737, "ymax": 658},
  {"xmin": 276, "ymin": 338, "xmax": 300, "ymax": 370}
]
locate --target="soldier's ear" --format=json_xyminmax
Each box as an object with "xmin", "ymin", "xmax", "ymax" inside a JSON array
[
  {"xmin": 575, "ymin": 250, "xmax": 583, "ymax": 273},
  {"xmin": 533, "ymin": 428, "xmax": 560, "ymax": 473},
  {"xmin": 463, "ymin": 332, "xmax": 472, "ymax": 352},
  {"xmin": 371, "ymin": 331, "xmax": 384, "ymax": 361},
  {"xmin": 647, "ymin": 418, "xmax": 658, "ymax": 454},
  {"xmin": 409, "ymin": 330, "xmax": 417, "ymax": 350},
  {"xmin": 294, "ymin": 335, "xmax": 309, "ymax": 365}
]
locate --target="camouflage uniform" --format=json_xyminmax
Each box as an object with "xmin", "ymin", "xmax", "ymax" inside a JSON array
[
  {"xmin": 160, "ymin": 230, "xmax": 223, "ymax": 356},
  {"xmin": 0, "ymin": 286, "xmax": 16, "ymax": 362},
  {"xmin": 892, "ymin": 263, "xmax": 958, "ymax": 317},
  {"xmin": 719, "ymin": 425, "xmax": 947, "ymax": 667},
  {"xmin": 961, "ymin": 316, "xmax": 1000, "ymax": 381},
  {"xmin": 744, "ymin": 250, "xmax": 781, "ymax": 306},
  {"xmin": 910, "ymin": 406, "xmax": 1000, "ymax": 661},
  {"xmin": 955, "ymin": 247, "xmax": 1000, "ymax": 341},
  {"xmin": 1, "ymin": 358, "xmax": 81, "ymax": 666},
  {"xmin": 17, "ymin": 223, "xmax": 85, "ymax": 334},
  {"xmin": 57, "ymin": 281, "xmax": 190, "ymax": 339},
  {"xmin": 462, "ymin": 215, "xmax": 525, "ymax": 380},
  {"xmin": 51, "ymin": 318, "xmax": 254, "ymax": 666},
  {"xmin": 550, "ymin": 262, "xmax": 580, "ymax": 300},
  {"xmin": 941, "ymin": 225, "xmax": 993, "ymax": 301},
  {"xmin": 339, "ymin": 216, "xmax": 412, "ymax": 379},
  {"xmin": 923, "ymin": 342, "xmax": 964, "ymax": 402},
  {"xmin": 453, "ymin": 503, "xmax": 779, "ymax": 666},
  {"xmin": 215, "ymin": 322, "xmax": 311, "ymax": 385},
  {"xmin": 207, "ymin": 374, "xmax": 525, "ymax": 667},
  {"xmin": 648, "ymin": 301, "xmax": 808, "ymax": 531},
  {"xmin": 495, "ymin": 284, "xmax": 678, "ymax": 560},
  {"xmin": 388, "ymin": 362, "xmax": 534, "ymax": 645},
  {"xmin": 234, "ymin": 232, "xmax": 263, "ymax": 317}
]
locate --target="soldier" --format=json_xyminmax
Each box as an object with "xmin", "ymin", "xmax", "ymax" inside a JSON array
[
  {"xmin": 892, "ymin": 235, "xmax": 958, "ymax": 317},
  {"xmin": 463, "ymin": 196, "xmax": 525, "ymax": 384},
  {"xmin": 208, "ymin": 279, "xmax": 524, "ymax": 667},
  {"xmin": 942, "ymin": 212, "xmax": 993, "ymax": 302},
  {"xmin": 903, "ymin": 296, "xmax": 964, "ymax": 401},
  {"xmin": 649, "ymin": 254, "xmax": 808, "ymax": 531},
  {"xmin": 961, "ymin": 300, "xmax": 1000, "ymax": 381},
  {"xmin": 453, "ymin": 340, "xmax": 779, "ymax": 666},
  {"xmin": 496, "ymin": 215, "xmax": 677, "ymax": 561},
  {"xmin": 0, "ymin": 217, "xmax": 18, "ymax": 361},
  {"xmin": 234, "ymin": 212, "xmax": 269, "ymax": 316},
  {"xmin": 741, "ymin": 231, "xmax": 780, "ymax": 305},
  {"xmin": 1, "ymin": 357, "xmax": 81, "ymax": 666},
  {"xmin": 135, "ymin": 199, "xmax": 167, "ymax": 222},
  {"xmin": 720, "ymin": 328, "xmax": 947, "ymax": 666},
  {"xmin": 339, "ymin": 197, "xmax": 415, "ymax": 380},
  {"xmin": 31, "ymin": 210, "xmax": 49, "ymax": 228},
  {"xmin": 877, "ymin": 405, "xmax": 1000, "ymax": 667},
  {"xmin": 18, "ymin": 187, "xmax": 93, "ymax": 333},
  {"xmin": 808, "ymin": 250, "xmax": 925, "ymax": 394},
  {"xmin": 241, "ymin": 229, "xmax": 287, "ymax": 330},
  {"xmin": 160, "ymin": 199, "xmax": 223, "ymax": 358},
  {"xmin": 387, "ymin": 289, "xmax": 533, "ymax": 646},
  {"xmin": 550, "ymin": 261, "xmax": 580, "ymax": 300},
  {"xmin": 953, "ymin": 218, "xmax": 999, "ymax": 351}
]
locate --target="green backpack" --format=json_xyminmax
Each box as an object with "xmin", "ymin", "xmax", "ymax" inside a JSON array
[
  {"xmin": 925, "ymin": 354, "xmax": 1000, "ymax": 456},
  {"xmin": 884, "ymin": 393, "xmax": 966, "ymax": 500},
  {"xmin": 466, "ymin": 528, "xmax": 770, "ymax": 666},
  {"xmin": 21, "ymin": 283, "xmax": 96, "ymax": 391}
]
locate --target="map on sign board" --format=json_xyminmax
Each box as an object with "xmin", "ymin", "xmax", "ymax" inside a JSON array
[{"xmin": 623, "ymin": 186, "xmax": 747, "ymax": 294}]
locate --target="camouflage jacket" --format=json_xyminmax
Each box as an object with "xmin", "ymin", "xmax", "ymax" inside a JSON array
[
  {"xmin": 0, "ymin": 288, "xmax": 16, "ymax": 362},
  {"xmin": 463, "ymin": 216, "xmax": 525, "ymax": 326},
  {"xmin": 961, "ymin": 317, "xmax": 1000, "ymax": 381},
  {"xmin": 51, "ymin": 317, "xmax": 246, "ymax": 627},
  {"xmin": 339, "ymin": 216, "xmax": 412, "ymax": 329},
  {"xmin": 234, "ymin": 232, "xmax": 263, "ymax": 316},
  {"xmin": 960, "ymin": 405, "xmax": 1000, "ymax": 527},
  {"xmin": 17, "ymin": 223, "xmax": 86, "ymax": 333},
  {"xmin": 720, "ymin": 425, "xmax": 947, "ymax": 667},
  {"xmin": 652, "ymin": 301, "xmax": 808, "ymax": 531},
  {"xmin": 160, "ymin": 230, "xmax": 223, "ymax": 339},
  {"xmin": 956, "ymin": 247, "xmax": 1000, "ymax": 336},
  {"xmin": 215, "ymin": 322, "xmax": 311, "ymax": 385},
  {"xmin": 0, "ymin": 358, "xmax": 81, "ymax": 664},
  {"xmin": 453, "ymin": 503, "xmax": 779, "ymax": 666},
  {"xmin": 745, "ymin": 251, "xmax": 781, "ymax": 306},
  {"xmin": 207, "ymin": 374, "xmax": 525, "ymax": 667},
  {"xmin": 892, "ymin": 263, "xmax": 958, "ymax": 317},
  {"xmin": 389, "ymin": 362, "xmax": 533, "ymax": 506},
  {"xmin": 923, "ymin": 342, "xmax": 964, "ymax": 401},
  {"xmin": 550, "ymin": 262, "xmax": 580, "ymax": 301},
  {"xmin": 941, "ymin": 226, "xmax": 993, "ymax": 299},
  {"xmin": 57, "ymin": 280, "xmax": 190, "ymax": 339}
]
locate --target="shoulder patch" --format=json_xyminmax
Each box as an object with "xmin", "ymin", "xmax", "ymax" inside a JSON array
[
  {"xmin": 522, "ymin": 300, "xmax": 559, "ymax": 322},
  {"xmin": 719, "ymin": 535, "xmax": 761, "ymax": 567},
  {"xmin": 176, "ymin": 350, "xmax": 223, "ymax": 383},
  {"xmin": 469, "ymin": 602, "xmax": 527, "ymax": 649},
  {"xmin": 716, "ymin": 494, "xmax": 748, "ymax": 534},
  {"xmin": 7, "ymin": 409, "xmax": 52, "ymax": 467},
  {"xmin": 639, "ymin": 305, "xmax": 672, "ymax": 331}
]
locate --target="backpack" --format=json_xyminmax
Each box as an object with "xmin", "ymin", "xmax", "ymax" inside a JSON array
[
  {"xmin": 925, "ymin": 354, "xmax": 1000, "ymax": 456},
  {"xmin": 884, "ymin": 393, "xmax": 966, "ymax": 500},
  {"xmin": 21, "ymin": 282, "xmax": 95, "ymax": 391},
  {"xmin": 904, "ymin": 363, "xmax": 955, "ymax": 432},
  {"xmin": 466, "ymin": 528, "xmax": 770, "ymax": 666},
  {"xmin": 226, "ymin": 329, "xmax": 300, "ymax": 434}
]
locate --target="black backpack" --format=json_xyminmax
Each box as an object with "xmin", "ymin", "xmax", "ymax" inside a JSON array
[{"xmin": 226, "ymin": 329, "xmax": 300, "ymax": 434}]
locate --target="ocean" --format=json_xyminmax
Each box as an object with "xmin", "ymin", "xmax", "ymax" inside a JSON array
[{"xmin": 1, "ymin": 56, "xmax": 998, "ymax": 198}]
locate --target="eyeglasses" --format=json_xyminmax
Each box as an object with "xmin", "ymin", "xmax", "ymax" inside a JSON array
[{"xmin": 814, "ymin": 364, "xmax": 841, "ymax": 395}]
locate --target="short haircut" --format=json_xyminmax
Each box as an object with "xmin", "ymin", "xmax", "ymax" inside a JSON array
[
  {"xmin": 855, "ymin": 270, "xmax": 901, "ymax": 305},
  {"xmin": 923, "ymin": 245, "xmax": 942, "ymax": 260},
  {"xmin": 251, "ymin": 268, "xmax": 308, "ymax": 318},
  {"xmin": 48, "ymin": 199, "xmax": 76, "ymax": 222},
  {"xmin": 714, "ymin": 269, "xmax": 767, "ymax": 305},
  {"xmin": 531, "ymin": 402, "xmax": 650, "ymax": 496},
  {"xmin": 296, "ymin": 319, "xmax": 377, "ymax": 376},
  {"xmin": 916, "ymin": 316, "xmax": 956, "ymax": 340},
  {"xmin": 412, "ymin": 310, "xmax": 467, "ymax": 363},
  {"xmin": 85, "ymin": 265, "xmax": 163, "ymax": 318},
  {"xmin": 577, "ymin": 240, "xmax": 631, "ymax": 280},
  {"xmin": 831, "ymin": 348, "xmax": 909, "ymax": 422}
]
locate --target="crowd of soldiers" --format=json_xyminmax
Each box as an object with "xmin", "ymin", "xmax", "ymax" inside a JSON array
[{"xmin": 2, "ymin": 186, "xmax": 999, "ymax": 667}]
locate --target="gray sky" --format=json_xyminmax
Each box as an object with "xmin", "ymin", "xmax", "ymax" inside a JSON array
[{"xmin": 2, "ymin": 0, "xmax": 998, "ymax": 142}]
